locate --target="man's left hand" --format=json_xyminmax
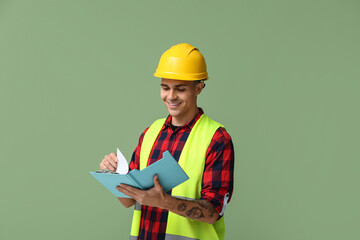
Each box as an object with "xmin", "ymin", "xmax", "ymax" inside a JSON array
[{"xmin": 116, "ymin": 175, "xmax": 168, "ymax": 209}]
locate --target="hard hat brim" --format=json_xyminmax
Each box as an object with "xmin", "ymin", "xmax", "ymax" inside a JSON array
[{"xmin": 154, "ymin": 72, "xmax": 208, "ymax": 81}]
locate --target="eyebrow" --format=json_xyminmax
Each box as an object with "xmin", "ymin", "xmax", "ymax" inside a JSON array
[{"xmin": 160, "ymin": 84, "xmax": 187, "ymax": 87}]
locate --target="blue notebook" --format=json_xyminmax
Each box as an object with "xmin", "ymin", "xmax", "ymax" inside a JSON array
[{"xmin": 89, "ymin": 150, "xmax": 189, "ymax": 198}]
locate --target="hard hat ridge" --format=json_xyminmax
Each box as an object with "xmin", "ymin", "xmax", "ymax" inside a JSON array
[{"xmin": 187, "ymin": 47, "xmax": 199, "ymax": 57}]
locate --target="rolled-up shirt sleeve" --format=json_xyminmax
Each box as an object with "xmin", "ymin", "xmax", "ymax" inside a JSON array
[{"xmin": 200, "ymin": 127, "xmax": 234, "ymax": 217}]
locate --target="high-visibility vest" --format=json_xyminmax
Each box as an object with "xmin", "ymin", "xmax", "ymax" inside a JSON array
[{"xmin": 130, "ymin": 114, "xmax": 226, "ymax": 240}]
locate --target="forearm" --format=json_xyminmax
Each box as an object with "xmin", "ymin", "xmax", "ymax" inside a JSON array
[
  {"xmin": 162, "ymin": 195, "xmax": 219, "ymax": 224},
  {"xmin": 117, "ymin": 176, "xmax": 220, "ymax": 223},
  {"xmin": 117, "ymin": 197, "xmax": 136, "ymax": 208}
]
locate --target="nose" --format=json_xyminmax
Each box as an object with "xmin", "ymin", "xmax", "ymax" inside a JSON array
[{"xmin": 168, "ymin": 89, "xmax": 177, "ymax": 101}]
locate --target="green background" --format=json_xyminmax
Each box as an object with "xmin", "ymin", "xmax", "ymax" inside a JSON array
[{"xmin": 1, "ymin": 0, "xmax": 359, "ymax": 239}]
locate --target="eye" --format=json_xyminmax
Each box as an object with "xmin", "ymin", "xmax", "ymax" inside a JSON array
[
  {"xmin": 161, "ymin": 86, "xmax": 169, "ymax": 91},
  {"xmin": 177, "ymin": 88, "xmax": 185, "ymax": 92}
]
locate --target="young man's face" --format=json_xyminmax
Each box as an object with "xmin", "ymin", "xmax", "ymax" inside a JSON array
[{"xmin": 160, "ymin": 78, "xmax": 203, "ymax": 121}]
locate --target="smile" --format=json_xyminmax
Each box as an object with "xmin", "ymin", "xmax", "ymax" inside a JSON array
[{"xmin": 167, "ymin": 102, "xmax": 182, "ymax": 107}]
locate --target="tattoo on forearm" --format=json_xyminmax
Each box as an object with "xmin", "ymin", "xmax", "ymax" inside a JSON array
[
  {"xmin": 175, "ymin": 199, "xmax": 217, "ymax": 220},
  {"xmin": 195, "ymin": 201, "xmax": 207, "ymax": 209},
  {"xmin": 198, "ymin": 200, "xmax": 216, "ymax": 218},
  {"xmin": 178, "ymin": 203, "xmax": 187, "ymax": 211},
  {"xmin": 192, "ymin": 200, "xmax": 216, "ymax": 218},
  {"xmin": 186, "ymin": 207, "xmax": 205, "ymax": 219}
]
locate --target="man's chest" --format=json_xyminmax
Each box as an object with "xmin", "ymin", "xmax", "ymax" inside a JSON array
[{"xmin": 148, "ymin": 128, "xmax": 191, "ymax": 165}]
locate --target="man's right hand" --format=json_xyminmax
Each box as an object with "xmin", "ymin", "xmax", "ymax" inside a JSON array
[{"xmin": 99, "ymin": 152, "xmax": 118, "ymax": 172}]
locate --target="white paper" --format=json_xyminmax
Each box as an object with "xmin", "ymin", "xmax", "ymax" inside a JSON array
[{"xmin": 116, "ymin": 148, "xmax": 129, "ymax": 174}]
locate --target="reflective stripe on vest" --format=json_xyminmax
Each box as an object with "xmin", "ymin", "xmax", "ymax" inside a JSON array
[{"xmin": 130, "ymin": 114, "xmax": 226, "ymax": 240}]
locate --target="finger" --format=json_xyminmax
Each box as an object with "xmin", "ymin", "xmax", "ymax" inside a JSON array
[
  {"xmin": 117, "ymin": 185, "xmax": 138, "ymax": 199},
  {"xmin": 100, "ymin": 156, "xmax": 108, "ymax": 170},
  {"xmin": 100, "ymin": 160, "xmax": 112, "ymax": 170},
  {"xmin": 119, "ymin": 185, "xmax": 144, "ymax": 200},
  {"xmin": 109, "ymin": 152, "xmax": 118, "ymax": 163},
  {"xmin": 153, "ymin": 175, "xmax": 159, "ymax": 184},
  {"xmin": 103, "ymin": 161, "xmax": 116, "ymax": 171},
  {"xmin": 117, "ymin": 186, "xmax": 132, "ymax": 197},
  {"xmin": 153, "ymin": 175, "xmax": 162, "ymax": 189},
  {"xmin": 105, "ymin": 155, "xmax": 117, "ymax": 169},
  {"xmin": 100, "ymin": 161, "xmax": 106, "ymax": 171},
  {"xmin": 119, "ymin": 184, "xmax": 142, "ymax": 195},
  {"xmin": 108, "ymin": 158, "xmax": 117, "ymax": 169}
]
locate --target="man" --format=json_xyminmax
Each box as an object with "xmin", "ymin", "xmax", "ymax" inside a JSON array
[{"xmin": 100, "ymin": 43, "xmax": 234, "ymax": 240}]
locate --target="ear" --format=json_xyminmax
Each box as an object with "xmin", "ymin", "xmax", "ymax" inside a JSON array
[{"xmin": 195, "ymin": 82, "xmax": 205, "ymax": 95}]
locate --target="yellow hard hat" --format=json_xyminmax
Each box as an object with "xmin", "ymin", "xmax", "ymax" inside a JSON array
[{"xmin": 154, "ymin": 43, "xmax": 208, "ymax": 81}]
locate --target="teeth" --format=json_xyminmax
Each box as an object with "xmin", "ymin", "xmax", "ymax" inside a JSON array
[{"xmin": 169, "ymin": 102, "xmax": 180, "ymax": 106}]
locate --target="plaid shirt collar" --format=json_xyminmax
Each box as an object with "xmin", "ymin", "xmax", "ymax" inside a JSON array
[{"xmin": 164, "ymin": 108, "xmax": 204, "ymax": 131}]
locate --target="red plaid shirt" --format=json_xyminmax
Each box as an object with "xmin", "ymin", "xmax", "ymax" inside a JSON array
[{"xmin": 129, "ymin": 108, "xmax": 234, "ymax": 240}]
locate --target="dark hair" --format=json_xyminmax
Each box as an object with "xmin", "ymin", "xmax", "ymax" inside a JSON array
[{"xmin": 193, "ymin": 80, "xmax": 206, "ymax": 89}]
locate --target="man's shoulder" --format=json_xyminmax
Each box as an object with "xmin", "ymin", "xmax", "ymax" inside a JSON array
[
  {"xmin": 203, "ymin": 115, "xmax": 231, "ymax": 139},
  {"xmin": 213, "ymin": 126, "xmax": 232, "ymax": 143}
]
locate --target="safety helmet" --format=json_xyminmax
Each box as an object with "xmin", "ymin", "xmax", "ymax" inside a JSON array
[{"xmin": 154, "ymin": 43, "xmax": 208, "ymax": 81}]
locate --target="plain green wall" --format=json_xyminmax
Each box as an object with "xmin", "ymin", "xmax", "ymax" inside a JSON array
[{"xmin": 1, "ymin": 0, "xmax": 359, "ymax": 239}]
